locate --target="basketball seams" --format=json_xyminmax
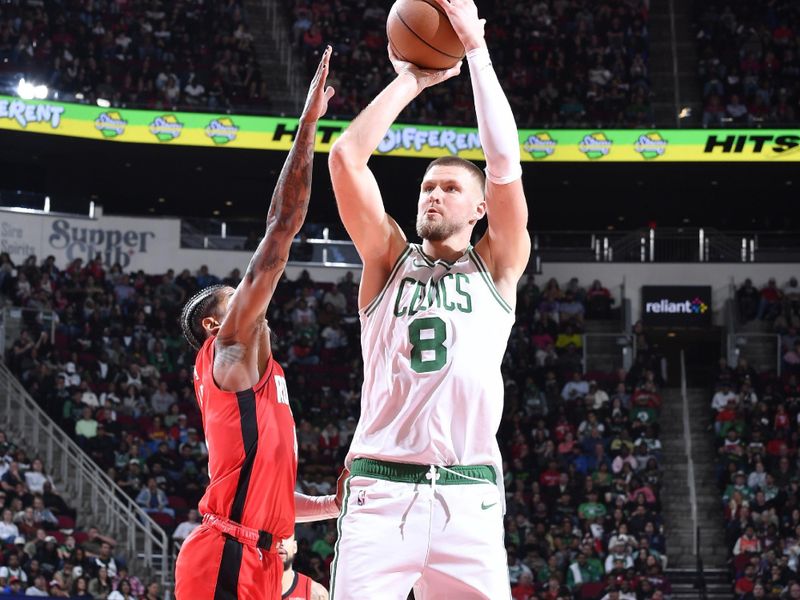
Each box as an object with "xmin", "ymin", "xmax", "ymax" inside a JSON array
[
  {"xmin": 393, "ymin": 6, "xmax": 464, "ymax": 61},
  {"xmin": 418, "ymin": 0, "xmax": 447, "ymax": 18},
  {"xmin": 387, "ymin": 38, "xmax": 411, "ymax": 64}
]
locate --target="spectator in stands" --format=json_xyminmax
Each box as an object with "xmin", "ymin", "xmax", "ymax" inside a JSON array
[
  {"xmin": 88, "ymin": 566, "xmax": 112, "ymax": 599},
  {"xmin": 562, "ymin": 372, "xmax": 589, "ymax": 404},
  {"xmin": 30, "ymin": 496, "xmax": 57, "ymax": 530},
  {"xmin": 135, "ymin": 478, "xmax": 174, "ymax": 518},
  {"xmin": 91, "ymin": 542, "xmax": 118, "ymax": 578},
  {"xmin": 0, "ymin": 508, "xmax": 19, "ymax": 543},
  {"xmin": 112, "ymin": 568, "xmax": 143, "ymax": 599},
  {"xmin": 0, "ymin": 552, "xmax": 28, "ymax": 586},
  {"xmin": 23, "ymin": 459, "xmax": 52, "ymax": 495},
  {"xmin": 733, "ymin": 525, "xmax": 762, "ymax": 556},
  {"xmin": 696, "ymin": 0, "xmax": 800, "ymax": 127},
  {"xmin": 71, "ymin": 576, "xmax": 91, "ymax": 598},
  {"xmin": 587, "ymin": 280, "xmax": 614, "ymax": 319},
  {"xmin": 149, "ymin": 381, "xmax": 175, "ymax": 415},
  {"xmin": 108, "ymin": 579, "xmax": 136, "ymax": 600},
  {"xmin": 558, "ymin": 292, "xmax": 585, "ymax": 327},
  {"xmin": 24, "ymin": 574, "xmax": 49, "ymax": 597},
  {"xmin": 172, "ymin": 509, "xmax": 200, "ymax": 550},
  {"xmin": 757, "ymin": 278, "xmax": 784, "ymax": 321},
  {"xmin": 784, "ymin": 341, "xmax": 800, "ymax": 374},
  {"xmin": 288, "ymin": 0, "xmax": 652, "ymax": 126},
  {"xmin": 74, "ymin": 407, "xmax": 98, "ymax": 447},
  {"xmin": 566, "ymin": 551, "xmax": 603, "ymax": 591},
  {"xmin": 3, "ymin": 253, "xmax": 674, "ymax": 596},
  {"xmin": 712, "ymin": 381, "xmax": 738, "ymax": 413},
  {"xmin": 612, "ymin": 446, "xmax": 637, "ymax": 475},
  {"xmin": 322, "ymin": 283, "xmax": 347, "ymax": 315},
  {"xmin": 510, "ymin": 570, "xmax": 535, "ymax": 600}
]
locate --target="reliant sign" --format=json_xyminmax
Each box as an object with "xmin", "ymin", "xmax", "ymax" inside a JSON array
[{"xmin": 641, "ymin": 286, "xmax": 712, "ymax": 327}]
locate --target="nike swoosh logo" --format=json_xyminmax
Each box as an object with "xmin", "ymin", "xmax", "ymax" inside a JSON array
[{"xmin": 481, "ymin": 502, "xmax": 497, "ymax": 510}]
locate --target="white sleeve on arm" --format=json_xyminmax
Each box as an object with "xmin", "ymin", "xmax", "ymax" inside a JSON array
[
  {"xmin": 294, "ymin": 492, "xmax": 340, "ymax": 523},
  {"xmin": 467, "ymin": 47, "xmax": 523, "ymax": 185}
]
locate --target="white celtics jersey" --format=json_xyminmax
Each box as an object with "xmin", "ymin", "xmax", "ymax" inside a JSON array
[{"xmin": 346, "ymin": 243, "xmax": 515, "ymax": 473}]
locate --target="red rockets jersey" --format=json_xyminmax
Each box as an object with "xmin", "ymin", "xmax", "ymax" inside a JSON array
[
  {"xmin": 282, "ymin": 572, "xmax": 313, "ymax": 600},
  {"xmin": 194, "ymin": 336, "xmax": 297, "ymax": 539}
]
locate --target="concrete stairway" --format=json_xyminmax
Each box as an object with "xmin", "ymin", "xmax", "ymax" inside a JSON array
[
  {"xmin": 647, "ymin": 0, "xmax": 703, "ymax": 126},
  {"xmin": 242, "ymin": 0, "xmax": 302, "ymax": 115},
  {"xmin": 583, "ymin": 319, "xmax": 628, "ymax": 373},
  {"xmin": 660, "ymin": 389, "xmax": 728, "ymax": 575},
  {"xmin": 732, "ymin": 318, "xmax": 780, "ymax": 374},
  {"xmin": 666, "ymin": 568, "xmax": 732, "ymax": 599}
]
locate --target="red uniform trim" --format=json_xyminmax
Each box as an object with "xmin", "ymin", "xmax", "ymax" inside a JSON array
[{"xmin": 282, "ymin": 572, "xmax": 313, "ymax": 600}]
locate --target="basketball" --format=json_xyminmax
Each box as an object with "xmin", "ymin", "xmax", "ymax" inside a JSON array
[{"xmin": 387, "ymin": 0, "xmax": 465, "ymax": 70}]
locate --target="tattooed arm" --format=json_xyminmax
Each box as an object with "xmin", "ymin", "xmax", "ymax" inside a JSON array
[{"xmin": 214, "ymin": 48, "xmax": 334, "ymax": 387}]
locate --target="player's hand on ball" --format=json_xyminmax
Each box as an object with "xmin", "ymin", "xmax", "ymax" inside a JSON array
[
  {"xmin": 432, "ymin": 0, "xmax": 487, "ymax": 52},
  {"xmin": 388, "ymin": 44, "xmax": 462, "ymax": 93},
  {"xmin": 300, "ymin": 46, "xmax": 335, "ymax": 123}
]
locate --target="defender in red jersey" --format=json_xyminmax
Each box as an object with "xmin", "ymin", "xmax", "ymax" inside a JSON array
[
  {"xmin": 280, "ymin": 534, "xmax": 328, "ymax": 600},
  {"xmin": 174, "ymin": 48, "xmax": 341, "ymax": 600}
]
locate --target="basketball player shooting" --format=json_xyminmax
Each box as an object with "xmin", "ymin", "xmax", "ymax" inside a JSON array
[
  {"xmin": 327, "ymin": 0, "xmax": 530, "ymax": 597},
  {"xmin": 174, "ymin": 48, "xmax": 344, "ymax": 600}
]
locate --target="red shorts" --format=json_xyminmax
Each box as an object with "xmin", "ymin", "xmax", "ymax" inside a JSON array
[{"xmin": 175, "ymin": 522, "xmax": 281, "ymax": 600}]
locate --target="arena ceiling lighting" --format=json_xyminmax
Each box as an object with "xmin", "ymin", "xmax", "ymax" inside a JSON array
[{"xmin": 16, "ymin": 78, "xmax": 48, "ymax": 100}]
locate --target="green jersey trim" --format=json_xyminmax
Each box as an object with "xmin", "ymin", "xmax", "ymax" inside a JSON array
[
  {"xmin": 467, "ymin": 249, "xmax": 513, "ymax": 314},
  {"xmin": 412, "ymin": 244, "xmax": 472, "ymax": 270},
  {"xmin": 363, "ymin": 245, "xmax": 413, "ymax": 317}
]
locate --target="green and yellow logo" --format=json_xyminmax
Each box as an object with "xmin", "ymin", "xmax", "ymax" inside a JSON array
[
  {"xmin": 523, "ymin": 132, "xmax": 557, "ymax": 160},
  {"xmin": 205, "ymin": 117, "xmax": 239, "ymax": 145},
  {"xmin": 578, "ymin": 132, "xmax": 613, "ymax": 160},
  {"xmin": 634, "ymin": 132, "xmax": 668, "ymax": 160},
  {"xmin": 94, "ymin": 111, "xmax": 127, "ymax": 138},
  {"xmin": 148, "ymin": 114, "xmax": 184, "ymax": 142}
]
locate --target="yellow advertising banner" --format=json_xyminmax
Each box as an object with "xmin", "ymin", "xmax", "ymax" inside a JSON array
[{"xmin": 1, "ymin": 96, "xmax": 799, "ymax": 161}]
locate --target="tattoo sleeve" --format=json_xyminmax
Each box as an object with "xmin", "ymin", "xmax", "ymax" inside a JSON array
[{"xmin": 247, "ymin": 120, "xmax": 318, "ymax": 278}]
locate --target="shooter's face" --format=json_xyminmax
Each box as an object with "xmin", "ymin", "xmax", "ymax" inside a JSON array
[{"xmin": 416, "ymin": 165, "xmax": 485, "ymax": 242}]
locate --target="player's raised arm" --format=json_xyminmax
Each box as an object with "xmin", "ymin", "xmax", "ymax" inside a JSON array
[
  {"xmin": 434, "ymin": 0, "xmax": 531, "ymax": 301},
  {"xmin": 328, "ymin": 50, "xmax": 461, "ymax": 307},
  {"xmin": 216, "ymin": 48, "xmax": 334, "ymax": 353}
]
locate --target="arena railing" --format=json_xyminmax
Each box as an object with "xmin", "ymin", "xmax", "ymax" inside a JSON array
[
  {"xmin": 180, "ymin": 223, "xmax": 800, "ymax": 263},
  {"xmin": 679, "ymin": 350, "xmax": 698, "ymax": 553},
  {"xmin": 581, "ymin": 333, "xmax": 635, "ymax": 374},
  {"xmin": 729, "ymin": 333, "xmax": 781, "ymax": 377},
  {"xmin": 263, "ymin": 0, "xmax": 302, "ymax": 110},
  {"xmin": 1, "ymin": 306, "xmax": 58, "ymax": 352},
  {"xmin": 0, "ymin": 362, "xmax": 172, "ymax": 597}
]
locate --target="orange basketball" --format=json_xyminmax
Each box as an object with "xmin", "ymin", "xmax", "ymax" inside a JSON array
[{"xmin": 387, "ymin": 0, "xmax": 465, "ymax": 70}]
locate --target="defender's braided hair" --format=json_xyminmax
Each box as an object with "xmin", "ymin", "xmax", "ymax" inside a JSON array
[{"xmin": 180, "ymin": 284, "xmax": 227, "ymax": 351}]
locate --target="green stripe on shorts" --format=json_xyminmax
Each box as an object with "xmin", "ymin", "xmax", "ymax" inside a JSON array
[
  {"xmin": 328, "ymin": 473, "xmax": 353, "ymax": 600},
  {"xmin": 350, "ymin": 458, "xmax": 496, "ymax": 485}
]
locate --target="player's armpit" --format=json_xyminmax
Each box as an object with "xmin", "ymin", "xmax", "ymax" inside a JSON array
[
  {"xmin": 328, "ymin": 150, "xmax": 407, "ymax": 310},
  {"xmin": 328, "ymin": 148, "xmax": 406, "ymax": 268}
]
